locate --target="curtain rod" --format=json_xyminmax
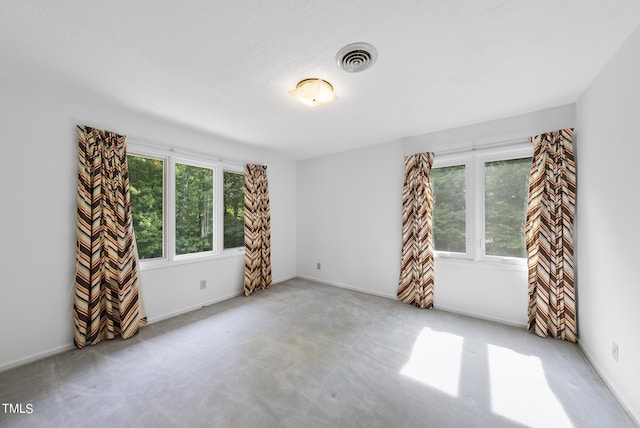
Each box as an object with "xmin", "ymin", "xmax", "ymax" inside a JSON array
[
  {"xmin": 432, "ymin": 136, "xmax": 532, "ymax": 156},
  {"xmin": 125, "ymin": 134, "xmax": 266, "ymax": 167}
]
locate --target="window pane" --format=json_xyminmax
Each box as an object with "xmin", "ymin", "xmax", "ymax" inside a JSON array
[
  {"xmin": 127, "ymin": 155, "xmax": 164, "ymax": 260},
  {"xmin": 223, "ymin": 171, "xmax": 245, "ymax": 249},
  {"xmin": 432, "ymin": 165, "xmax": 466, "ymax": 253},
  {"xmin": 484, "ymin": 158, "xmax": 531, "ymax": 258},
  {"xmin": 175, "ymin": 163, "xmax": 213, "ymax": 255}
]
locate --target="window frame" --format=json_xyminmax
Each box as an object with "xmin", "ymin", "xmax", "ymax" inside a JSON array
[
  {"xmin": 127, "ymin": 152, "xmax": 167, "ymax": 262},
  {"xmin": 431, "ymin": 154, "xmax": 474, "ymax": 261},
  {"xmin": 172, "ymin": 157, "xmax": 217, "ymax": 262},
  {"xmin": 432, "ymin": 142, "xmax": 532, "ymax": 266},
  {"xmin": 127, "ymin": 142, "xmax": 245, "ymax": 271},
  {"xmin": 475, "ymin": 146, "xmax": 532, "ymax": 265}
]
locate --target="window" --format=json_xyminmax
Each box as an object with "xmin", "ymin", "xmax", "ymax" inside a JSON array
[
  {"xmin": 126, "ymin": 144, "xmax": 246, "ymax": 267},
  {"xmin": 223, "ymin": 171, "xmax": 245, "ymax": 249},
  {"xmin": 175, "ymin": 163, "xmax": 214, "ymax": 255},
  {"xmin": 483, "ymin": 158, "xmax": 530, "ymax": 258},
  {"xmin": 432, "ymin": 164, "xmax": 466, "ymax": 253},
  {"xmin": 431, "ymin": 144, "xmax": 532, "ymax": 263},
  {"xmin": 127, "ymin": 154, "xmax": 164, "ymax": 260}
]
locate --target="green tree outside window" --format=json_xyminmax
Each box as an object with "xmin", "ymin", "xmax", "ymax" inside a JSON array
[
  {"xmin": 175, "ymin": 163, "xmax": 214, "ymax": 255},
  {"xmin": 223, "ymin": 171, "xmax": 245, "ymax": 249},
  {"xmin": 432, "ymin": 165, "xmax": 466, "ymax": 253},
  {"xmin": 127, "ymin": 155, "xmax": 164, "ymax": 259},
  {"xmin": 484, "ymin": 158, "xmax": 531, "ymax": 258}
]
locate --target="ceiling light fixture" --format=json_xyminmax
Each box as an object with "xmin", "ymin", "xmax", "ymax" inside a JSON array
[{"xmin": 289, "ymin": 78, "xmax": 336, "ymax": 107}]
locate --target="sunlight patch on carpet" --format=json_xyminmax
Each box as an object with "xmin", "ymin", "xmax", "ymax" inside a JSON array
[
  {"xmin": 488, "ymin": 344, "xmax": 573, "ymax": 428},
  {"xmin": 401, "ymin": 327, "xmax": 463, "ymax": 397}
]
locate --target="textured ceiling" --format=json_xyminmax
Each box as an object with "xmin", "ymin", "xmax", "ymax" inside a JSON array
[{"xmin": 1, "ymin": 1, "xmax": 639, "ymax": 159}]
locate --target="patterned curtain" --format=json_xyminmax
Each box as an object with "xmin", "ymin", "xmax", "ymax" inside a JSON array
[
  {"xmin": 526, "ymin": 128, "xmax": 576, "ymax": 342},
  {"xmin": 244, "ymin": 164, "xmax": 272, "ymax": 296},
  {"xmin": 74, "ymin": 125, "xmax": 146, "ymax": 348},
  {"xmin": 397, "ymin": 152, "xmax": 436, "ymax": 309}
]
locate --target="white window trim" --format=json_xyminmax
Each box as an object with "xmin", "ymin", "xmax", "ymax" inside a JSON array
[
  {"xmin": 127, "ymin": 142, "xmax": 246, "ymax": 271},
  {"xmin": 127, "ymin": 151, "xmax": 168, "ymax": 264},
  {"xmin": 173, "ymin": 157, "xmax": 217, "ymax": 260},
  {"xmin": 432, "ymin": 154, "xmax": 474, "ymax": 261},
  {"xmin": 433, "ymin": 142, "xmax": 532, "ymax": 267},
  {"xmin": 475, "ymin": 146, "xmax": 531, "ymax": 266}
]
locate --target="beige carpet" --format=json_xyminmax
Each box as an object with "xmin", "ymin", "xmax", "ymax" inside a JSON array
[{"xmin": 0, "ymin": 278, "xmax": 635, "ymax": 427}]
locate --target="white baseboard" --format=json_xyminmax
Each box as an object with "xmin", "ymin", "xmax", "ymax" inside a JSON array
[
  {"xmin": 0, "ymin": 343, "xmax": 76, "ymax": 373},
  {"xmin": 433, "ymin": 304, "xmax": 527, "ymax": 329},
  {"xmin": 146, "ymin": 290, "xmax": 244, "ymax": 324},
  {"xmin": 297, "ymin": 275, "xmax": 527, "ymax": 328},
  {"xmin": 273, "ymin": 274, "xmax": 297, "ymax": 284},
  {"xmin": 147, "ymin": 275, "xmax": 297, "ymax": 324},
  {"xmin": 296, "ymin": 275, "xmax": 397, "ymax": 300},
  {"xmin": 577, "ymin": 340, "xmax": 640, "ymax": 426}
]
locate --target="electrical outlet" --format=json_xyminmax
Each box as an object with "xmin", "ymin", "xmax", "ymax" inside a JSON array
[
  {"xmin": 612, "ymin": 342, "xmax": 619, "ymax": 362},
  {"xmin": 316, "ymin": 262, "xmax": 321, "ymax": 270},
  {"xmin": 200, "ymin": 279, "xmax": 207, "ymax": 290}
]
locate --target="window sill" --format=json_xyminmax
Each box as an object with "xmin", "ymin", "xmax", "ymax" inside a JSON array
[{"xmin": 435, "ymin": 253, "xmax": 527, "ymax": 271}]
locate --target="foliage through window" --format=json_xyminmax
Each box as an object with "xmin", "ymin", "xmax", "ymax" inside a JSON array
[
  {"xmin": 127, "ymin": 155, "xmax": 164, "ymax": 260},
  {"xmin": 484, "ymin": 158, "xmax": 531, "ymax": 258},
  {"xmin": 127, "ymin": 147, "xmax": 246, "ymax": 265},
  {"xmin": 432, "ymin": 165, "xmax": 466, "ymax": 253},
  {"xmin": 175, "ymin": 163, "xmax": 214, "ymax": 255},
  {"xmin": 431, "ymin": 146, "xmax": 532, "ymax": 262},
  {"xmin": 223, "ymin": 171, "xmax": 245, "ymax": 249}
]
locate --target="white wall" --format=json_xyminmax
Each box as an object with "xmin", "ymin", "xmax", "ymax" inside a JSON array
[
  {"xmin": 0, "ymin": 76, "xmax": 297, "ymax": 371},
  {"xmin": 297, "ymin": 105, "xmax": 575, "ymax": 326},
  {"xmin": 575, "ymin": 24, "xmax": 640, "ymax": 422},
  {"xmin": 297, "ymin": 141, "xmax": 405, "ymax": 298}
]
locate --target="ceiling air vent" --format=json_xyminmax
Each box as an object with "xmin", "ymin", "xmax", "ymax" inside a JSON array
[{"xmin": 336, "ymin": 42, "xmax": 377, "ymax": 73}]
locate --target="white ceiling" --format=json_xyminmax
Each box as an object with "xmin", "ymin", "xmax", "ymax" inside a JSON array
[{"xmin": 2, "ymin": 1, "xmax": 639, "ymax": 160}]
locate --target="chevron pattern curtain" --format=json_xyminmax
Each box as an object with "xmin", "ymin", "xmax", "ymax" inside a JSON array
[
  {"xmin": 526, "ymin": 128, "xmax": 576, "ymax": 342},
  {"xmin": 398, "ymin": 152, "xmax": 436, "ymax": 309},
  {"xmin": 244, "ymin": 164, "xmax": 272, "ymax": 296},
  {"xmin": 73, "ymin": 125, "xmax": 146, "ymax": 348}
]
